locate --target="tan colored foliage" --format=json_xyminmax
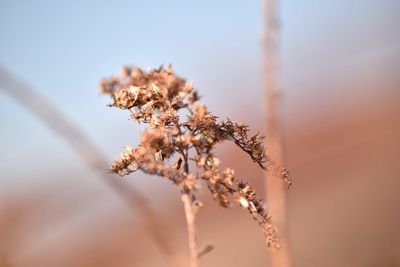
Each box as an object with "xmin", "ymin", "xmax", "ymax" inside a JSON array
[{"xmin": 100, "ymin": 65, "xmax": 291, "ymax": 249}]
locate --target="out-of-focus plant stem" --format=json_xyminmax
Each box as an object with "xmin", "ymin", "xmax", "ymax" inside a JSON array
[
  {"xmin": 262, "ymin": 0, "xmax": 291, "ymax": 266},
  {"xmin": 0, "ymin": 67, "xmax": 185, "ymax": 267}
]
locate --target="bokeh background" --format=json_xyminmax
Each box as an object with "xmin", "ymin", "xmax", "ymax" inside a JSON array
[{"xmin": 1, "ymin": 0, "xmax": 400, "ymax": 266}]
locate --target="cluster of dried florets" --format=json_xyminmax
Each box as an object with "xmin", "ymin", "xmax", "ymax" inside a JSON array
[{"xmin": 100, "ymin": 65, "xmax": 291, "ymax": 249}]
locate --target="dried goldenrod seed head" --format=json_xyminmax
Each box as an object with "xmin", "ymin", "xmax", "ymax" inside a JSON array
[{"xmin": 100, "ymin": 65, "xmax": 291, "ymax": 249}]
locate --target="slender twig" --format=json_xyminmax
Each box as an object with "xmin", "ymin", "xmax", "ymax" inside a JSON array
[
  {"xmin": 181, "ymin": 192, "xmax": 198, "ymax": 267},
  {"xmin": 0, "ymin": 67, "xmax": 184, "ymax": 267},
  {"xmin": 197, "ymin": 244, "xmax": 214, "ymax": 259},
  {"xmin": 227, "ymin": 133, "xmax": 267, "ymax": 170},
  {"xmin": 181, "ymin": 150, "xmax": 199, "ymax": 267},
  {"xmin": 262, "ymin": 0, "xmax": 292, "ymax": 266}
]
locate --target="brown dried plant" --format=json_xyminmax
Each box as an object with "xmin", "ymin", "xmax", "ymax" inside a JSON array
[{"xmin": 100, "ymin": 65, "xmax": 291, "ymax": 267}]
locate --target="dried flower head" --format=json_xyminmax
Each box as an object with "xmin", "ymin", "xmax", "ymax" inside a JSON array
[{"xmin": 100, "ymin": 65, "xmax": 291, "ymax": 249}]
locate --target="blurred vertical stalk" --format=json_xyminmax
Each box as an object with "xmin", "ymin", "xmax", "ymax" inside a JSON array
[{"xmin": 262, "ymin": 0, "xmax": 291, "ymax": 266}]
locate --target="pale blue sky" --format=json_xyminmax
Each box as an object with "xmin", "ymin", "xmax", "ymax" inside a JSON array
[{"xmin": 1, "ymin": 0, "xmax": 399, "ymax": 187}]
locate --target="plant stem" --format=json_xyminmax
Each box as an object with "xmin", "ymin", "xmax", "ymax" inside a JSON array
[
  {"xmin": 181, "ymin": 192, "xmax": 198, "ymax": 267},
  {"xmin": 262, "ymin": 0, "xmax": 291, "ymax": 266},
  {"xmin": 180, "ymin": 149, "xmax": 198, "ymax": 267}
]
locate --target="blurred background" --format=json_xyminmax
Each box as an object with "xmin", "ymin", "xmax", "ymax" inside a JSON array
[{"xmin": 1, "ymin": 0, "xmax": 400, "ymax": 266}]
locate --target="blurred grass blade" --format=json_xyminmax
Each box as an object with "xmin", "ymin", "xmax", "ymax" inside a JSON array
[{"xmin": 0, "ymin": 66, "xmax": 184, "ymax": 267}]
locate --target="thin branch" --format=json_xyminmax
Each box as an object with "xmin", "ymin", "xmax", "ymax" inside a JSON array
[
  {"xmin": 227, "ymin": 133, "xmax": 267, "ymax": 170},
  {"xmin": 197, "ymin": 244, "xmax": 214, "ymax": 259},
  {"xmin": 181, "ymin": 149, "xmax": 199, "ymax": 267},
  {"xmin": 181, "ymin": 192, "xmax": 198, "ymax": 267}
]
